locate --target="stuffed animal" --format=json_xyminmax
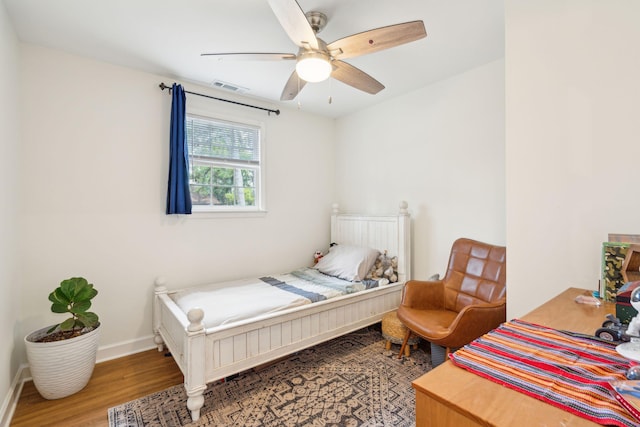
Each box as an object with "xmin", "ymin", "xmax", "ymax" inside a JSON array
[
  {"xmin": 313, "ymin": 251, "xmax": 324, "ymax": 264},
  {"xmin": 366, "ymin": 250, "xmax": 398, "ymax": 283},
  {"xmin": 388, "ymin": 256, "xmax": 398, "ymax": 282}
]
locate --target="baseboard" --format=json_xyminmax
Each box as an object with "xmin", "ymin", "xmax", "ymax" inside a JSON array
[
  {"xmin": 96, "ymin": 334, "xmax": 158, "ymax": 363},
  {"xmin": 1, "ymin": 335, "xmax": 158, "ymax": 426},
  {"xmin": 0, "ymin": 363, "xmax": 28, "ymax": 427}
]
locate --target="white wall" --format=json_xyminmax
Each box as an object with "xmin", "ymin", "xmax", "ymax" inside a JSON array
[
  {"xmin": 335, "ymin": 60, "xmax": 506, "ymax": 280},
  {"xmin": 0, "ymin": 0, "xmax": 21, "ymax": 421},
  {"xmin": 505, "ymin": 1, "xmax": 640, "ymax": 318},
  {"xmin": 18, "ymin": 45, "xmax": 335, "ymax": 358}
]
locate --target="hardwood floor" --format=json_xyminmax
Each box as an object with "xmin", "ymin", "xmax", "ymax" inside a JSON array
[{"xmin": 11, "ymin": 349, "xmax": 183, "ymax": 427}]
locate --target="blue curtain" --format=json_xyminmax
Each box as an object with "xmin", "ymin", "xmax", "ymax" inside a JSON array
[{"xmin": 166, "ymin": 83, "xmax": 192, "ymax": 214}]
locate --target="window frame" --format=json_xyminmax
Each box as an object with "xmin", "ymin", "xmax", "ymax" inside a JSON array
[{"xmin": 185, "ymin": 108, "xmax": 267, "ymax": 215}]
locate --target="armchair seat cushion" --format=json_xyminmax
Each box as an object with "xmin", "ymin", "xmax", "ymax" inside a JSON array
[{"xmin": 398, "ymin": 307, "xmax": 458, "ymax": 342}]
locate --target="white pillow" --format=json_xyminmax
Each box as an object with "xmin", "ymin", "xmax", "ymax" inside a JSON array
[{"xmin": 314, "ymin": 245, "xmax": 380, "ymax": 282}]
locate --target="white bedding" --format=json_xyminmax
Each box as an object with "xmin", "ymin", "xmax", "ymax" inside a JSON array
[{"xmin": 170, "ymin": 268, "xmax": 373, "ymax": 329}]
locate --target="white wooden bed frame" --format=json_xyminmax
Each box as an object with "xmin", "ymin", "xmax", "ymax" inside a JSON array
[{"xmin": 152, "ymin": 202, "xmax": 411, "ymax": 421}]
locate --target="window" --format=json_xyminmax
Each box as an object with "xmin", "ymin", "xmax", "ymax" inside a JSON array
[{"xmin": 186, "ymin": 114, "xmax": 264, "ymax": 212}]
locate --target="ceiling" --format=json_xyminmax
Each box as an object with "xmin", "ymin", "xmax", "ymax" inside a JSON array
[{"xmin": 3, "ymin": 0, "xmax": 504, "ymax": 118}]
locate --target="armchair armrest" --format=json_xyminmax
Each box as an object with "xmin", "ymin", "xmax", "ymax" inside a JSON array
[
  {"xmin": 400, "ymin": 280, "xmax": 446, "ymax": 310},
  {"xmin": 444, "ymin": 299, "xmax": 506, "ymax": 348}
]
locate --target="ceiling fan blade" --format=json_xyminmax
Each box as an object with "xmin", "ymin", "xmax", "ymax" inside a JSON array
[
  {"xmin": 331, "ymin": 60, "xmax": 384, "ymax": 95},
  {"xmin": 280, "ymin": 70, "xmax": 307, "ymax": 101},
  {"xmin": 327, "ymin": 21, "xmax": 426, "ymax": 61},
  {"xmin": 200, "ymin": 53, "xmax": 296, "ymax": 61},
  {"xmin": 267, "ymin": 0, "xmax": 319, "ymax": 50}
]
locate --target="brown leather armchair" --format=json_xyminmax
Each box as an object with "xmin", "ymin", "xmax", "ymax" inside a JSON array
[{"xmin": 397, "ymin": 238, "xmax": 506, "ymax": 362}]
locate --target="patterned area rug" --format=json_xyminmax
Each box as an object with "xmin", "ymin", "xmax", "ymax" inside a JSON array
[{"xmin": 108, "ymin": 327, "xmax": 431, "ymax": 426}]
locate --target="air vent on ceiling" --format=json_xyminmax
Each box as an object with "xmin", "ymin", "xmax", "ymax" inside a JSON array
[{"xmin": 210, "ymin": 80, "xmax": 248, "ymax": 94}]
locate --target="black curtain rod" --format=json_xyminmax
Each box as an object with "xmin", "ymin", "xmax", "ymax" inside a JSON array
[{"xmin": 159, "ymin": 82, "xmax": 280, "ymax": 116}]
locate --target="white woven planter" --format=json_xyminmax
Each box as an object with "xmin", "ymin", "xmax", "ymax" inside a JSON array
[{"xmin": 24, "ymin": 324, "xmax": 100, "ymax": 400}]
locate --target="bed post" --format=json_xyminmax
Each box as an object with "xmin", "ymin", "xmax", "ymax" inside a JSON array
[
  {"xmin": 153, "ymin": 277, "xmax": 167, "ymax": 352},
  {"xmin": 330, "ymin": 203, "xmax": 340, "ymax": 240},
  {"xmin": 185, "ymin": 308, "xmax": 207, "ymax": 421},
  {"xmin": 397, "ymin": 201, "xmax": 411, "ymax": 283}
]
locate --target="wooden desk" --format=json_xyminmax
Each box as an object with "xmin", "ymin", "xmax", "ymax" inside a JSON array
[{"xmin": 412, "ymin": 288, "xmax": 616, "ymax": 427}]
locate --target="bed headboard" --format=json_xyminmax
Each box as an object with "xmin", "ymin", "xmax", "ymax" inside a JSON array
[{"xmin": 330, "ymin": 201, "xmax": 411, "ymax": 284}]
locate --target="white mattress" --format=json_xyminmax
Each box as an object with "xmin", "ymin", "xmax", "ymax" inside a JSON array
[{"xmin": 170, "ymin": 268, "xmax": 371, "ymax": 329}]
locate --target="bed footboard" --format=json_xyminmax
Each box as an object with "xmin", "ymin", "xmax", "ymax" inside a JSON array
[{"xmin": 203, "ymin": 282, "xmax": 402, "ymax": 381}]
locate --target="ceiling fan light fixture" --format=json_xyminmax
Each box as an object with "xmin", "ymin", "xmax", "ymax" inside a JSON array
[{"xmin": 296, "ymin": 51, "xmax": 332, "ymax": 83}]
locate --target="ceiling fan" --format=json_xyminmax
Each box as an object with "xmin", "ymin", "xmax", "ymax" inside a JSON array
[{"xmin": 202, "ymin": 0, "xmax": 427, "ymax": 101}]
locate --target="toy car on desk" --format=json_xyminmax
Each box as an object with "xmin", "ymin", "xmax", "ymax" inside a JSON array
[{"xmin": 595, "ymin": 314, "xmax": 632, "ymax": 343}]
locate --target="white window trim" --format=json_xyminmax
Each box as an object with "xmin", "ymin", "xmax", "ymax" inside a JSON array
[{"xmin": 186, "ymin": 107, "xmax": 267, "ymax": 216}]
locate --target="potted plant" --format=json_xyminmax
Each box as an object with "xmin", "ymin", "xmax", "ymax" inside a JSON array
[{"xmin": 24, "ymin": 277, "xmax": 100, "ymax": 399}]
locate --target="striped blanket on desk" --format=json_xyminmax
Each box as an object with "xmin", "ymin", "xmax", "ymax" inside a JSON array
[{"xmin": 450, "ymin": 319, "xmax": 638, "ymax": 426}]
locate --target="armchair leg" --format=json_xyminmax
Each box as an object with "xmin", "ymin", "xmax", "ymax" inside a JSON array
[{"xmin": 397, "ymin": 329, "xmax": 412, "ymax": 359}]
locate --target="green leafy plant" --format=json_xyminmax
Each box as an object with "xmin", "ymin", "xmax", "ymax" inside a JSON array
[{"xmin": 47, "ymin": 277, "xmax": 99, "ymax": 333}]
